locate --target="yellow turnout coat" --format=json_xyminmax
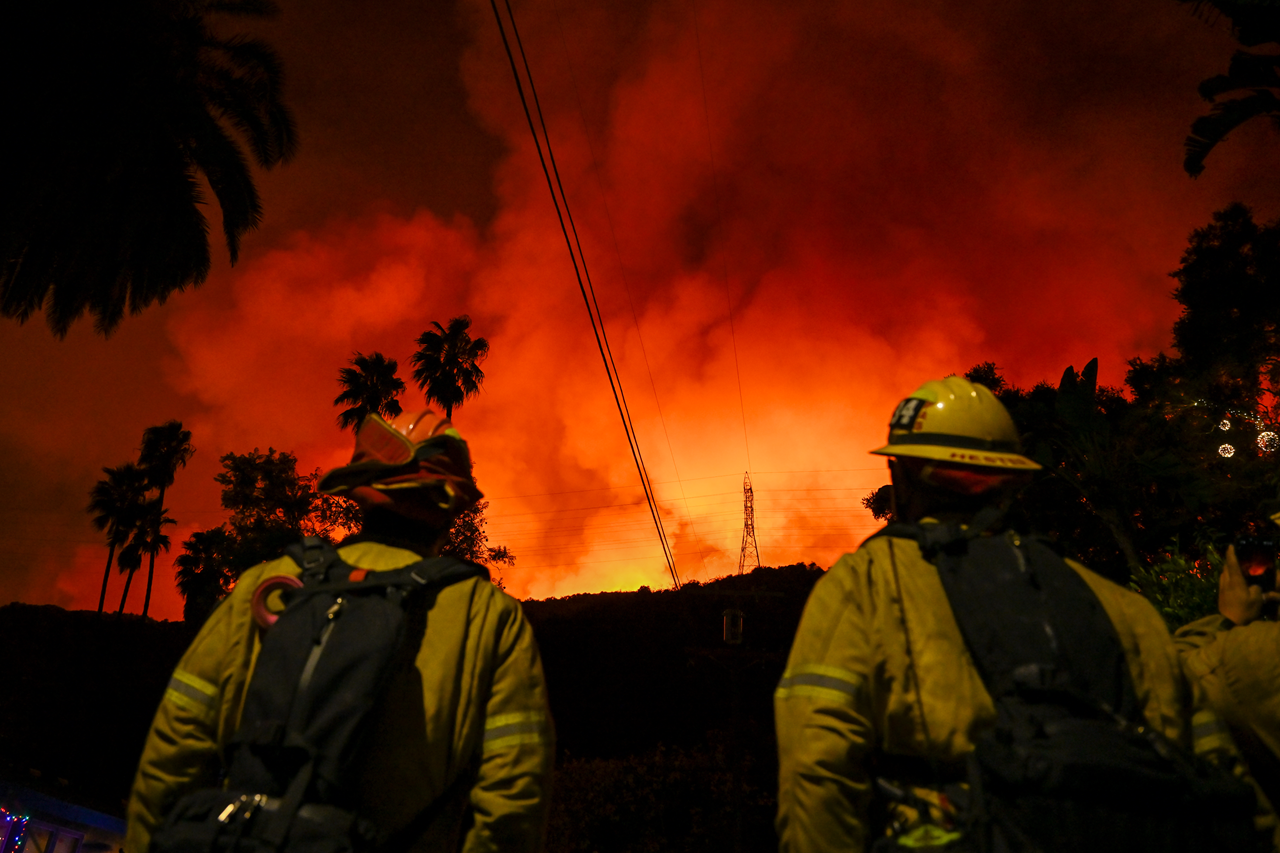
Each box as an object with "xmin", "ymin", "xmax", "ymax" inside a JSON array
[
  {"xmin": 126, "ymin": 541, "xmax": 554, "ymax": 853},
  {"xmin": 775, "ymin": 531, "xmax": 1270, "ymax": 853},
  {"xmin": 1177, "ymin": 616, "xmax": 1280, "ymax": 806}
]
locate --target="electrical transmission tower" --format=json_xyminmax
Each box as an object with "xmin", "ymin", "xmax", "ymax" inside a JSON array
[{"xmin": 737, "ymin": 471, "xmax": 761, "ymax": 574}]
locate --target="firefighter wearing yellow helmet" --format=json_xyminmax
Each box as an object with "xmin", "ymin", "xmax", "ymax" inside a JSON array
[
  {"xmin": 774, "ymin": 376, "xmax": 1273, "ymax": 852},
  {"xmin": 125, "ymin": 411, "xmax": 553, "ymax": 853}
]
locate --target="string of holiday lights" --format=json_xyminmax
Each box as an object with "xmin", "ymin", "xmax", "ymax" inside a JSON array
[
  {"xmin": 0, "ymin": 806, "xmax": 30, "ymax": 853},
  {"xmin": 1190, "ymin": 400, "xmax": 1280, "ymax": 457}
]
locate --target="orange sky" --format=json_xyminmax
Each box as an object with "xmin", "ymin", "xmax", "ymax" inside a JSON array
[{"xmin": 3, "ymin": 0, "xmax": 1279, "ymax": 620}]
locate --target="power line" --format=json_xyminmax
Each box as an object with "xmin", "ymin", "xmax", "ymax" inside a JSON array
[
  {"xmin": 549, "ymin": 0, "xmax": 710, "ymax": 577},
  {"xmin": 488, "ymin": 0, "xmax": 679, "ymax": 588}
]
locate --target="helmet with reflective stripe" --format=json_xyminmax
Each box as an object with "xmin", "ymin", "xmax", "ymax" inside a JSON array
[{"xmin": 870, "ymin": 376, "xmax": 1041, "ymax": 471}]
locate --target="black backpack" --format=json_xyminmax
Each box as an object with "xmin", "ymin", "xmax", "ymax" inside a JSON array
[
  {"xmin": 151, "ymin": 538, "xmax": 489, "ymax": 853},
  {"xmin": 868, "ymin": 513, "xmax": 1258, "ymax": 853}
]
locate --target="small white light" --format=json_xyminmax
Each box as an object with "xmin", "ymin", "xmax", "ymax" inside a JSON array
[
  {"xmin": 1259, "ymin": 432, "xmax": 1278, "ymax": 452},
  {"xmin": 1219, "ymin": 444, "xmax": 1236, "ymax": 458},
  {"xmin": 936, "ymin": 402, "xmax": 944, "ymax": 409}
]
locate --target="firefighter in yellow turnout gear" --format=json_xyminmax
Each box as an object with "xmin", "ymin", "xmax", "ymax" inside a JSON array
[
  {"xmin": 1176, "ymin": 520, "xmax": 1280, "ymax": 823},
  {"xmin": 775, "ymin": 377, "xmax": 1272, "ymax": 852},
  {"xmin": 126, "ymin": 411, "xmax": 553, "ymax": 853}
]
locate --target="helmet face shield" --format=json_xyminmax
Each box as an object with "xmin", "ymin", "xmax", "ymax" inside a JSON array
[
  {"xmin": 871, "ymin": 377, "xmax": 1041, "ymax": 471},
  {"xmin": 318, "ymin": 411, "xmax": 482, "ymax": 524}
]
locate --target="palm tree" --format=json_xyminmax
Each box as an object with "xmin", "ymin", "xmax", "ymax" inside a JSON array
[
  {"xmin": 0, "ymin": 0, "xmax": 298, "ymax": 337},
  {"xmin": 118, "ymin": 499, "xmax": 175, "ymax": 615},
  {"xmin": 1181, "ymin": 2, "xmax": 1280, "ymax": 176},
  {"xmin": 88, "ymin": 463, "xmax": 148, "ymax": 613},
  {"xmin": 116, "ymin": 540, "xmax": 144, "ymax": 615},
  {"xmin": 334, "ymin": 352, "xmax": 407, "ymax": 431},
  {"xmin": 138, "ymin": 421, "xmax": 195, "ymax": 617},
  {"xmin": 175, "ymin": 527, "xmax": 234, "ymax": 624},
  {"xmin": 410, "ymin": 316, "xmax": 490, "ymax": 419}
]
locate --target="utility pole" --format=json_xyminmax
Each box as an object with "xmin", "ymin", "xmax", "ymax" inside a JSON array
[{"xmin": 737, "ymin": 471, "xmax": 760, "ymax": 574}]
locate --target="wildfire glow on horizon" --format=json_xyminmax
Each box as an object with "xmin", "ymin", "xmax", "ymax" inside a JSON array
[{"xmin": 1, "ymin": 0, "xmax": 1279, "ymax": 619}]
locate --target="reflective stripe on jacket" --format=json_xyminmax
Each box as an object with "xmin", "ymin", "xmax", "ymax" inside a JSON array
[
  {"xmin": 125, "ymin": 541, "xmax": 553, "ymax": 853},
  {"xmin": 775, "ymin": 533, "xmax": 1273, "ymax": 853}
]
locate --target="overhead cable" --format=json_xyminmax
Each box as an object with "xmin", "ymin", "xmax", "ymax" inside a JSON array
[{"xmin": 488, "ymin": 0, "xmax": 680, "ymax": 588}]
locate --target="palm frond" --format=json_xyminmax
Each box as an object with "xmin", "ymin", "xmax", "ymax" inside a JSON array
[
  {"xmin": 1185, "ymin": 89, "xmax": 1280, "ymax": 176},
  {"xmin": 1199, "ymin": 51, "xmax": 1280, "ymax": 100},
  {"xmin": 184, "ymin": 108, "xmax": 263, "ymax": 264}
]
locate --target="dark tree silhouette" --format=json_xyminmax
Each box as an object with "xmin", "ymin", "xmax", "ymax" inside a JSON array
[
  {"xmin": 1181, "ymin": 1, "xmax": 1280, "ymax": 176},
  {"xmin": 175, "ymin": 528, "xmax": 235, "ymax": 624},
  {"xmin": 138, "ymin": 421, "xmax": 195, "ymax": 618},
  {"xmin": 334, "ymin": 351, "xmax": 406, "ymax": 431},
  {"xmin": 411, "ymin": 316, "xmax": 490, "ymax": 419},
  {"xmin": 443, "ymin": 500, "xmax": 516, "ymax": 571},
  {"xmin": 173, "ymin": 457, "xmax": 360, "ymax": 619},
  {"xmin": 88, "ymin": 463, "xmax": 148, "ymax": 613},
  {"xmin": 116, "ymin": 542, "xmax": 144, "ymax": 614},
  {"xmin": 118, "ymin": 499, "xmax": 174, "ymax": 614},
  {"xmin": 0, "ymin": 0, "xmax": 298, "ymax": 336},
  {"xmin": 860, "ymin": 485, "xmax": 893, "ymax": 522}
]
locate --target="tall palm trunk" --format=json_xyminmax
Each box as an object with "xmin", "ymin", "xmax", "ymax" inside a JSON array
[
  {"xmin": 97, "ymin": 541, "xmax": 117, "ymax": 613},
  {"xmin": 119, "ymin": 567, "xmax": 136, "ymax": 614},
  {"xmin": 142, "ymin": 486, "xmax": 165, "ymax": 618}
]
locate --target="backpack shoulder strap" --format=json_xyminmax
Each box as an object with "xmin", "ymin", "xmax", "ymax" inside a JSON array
[
  {"xmin": 293, "ymin": 548, "xmax": 491, "ymax": 594},
  {"xmin": 361, "ymin": 555, "xmax": 490, "ymax": 595},
  {"xmin": 283, "ymin": 536, "xmax": 346, "ymax": 583}
]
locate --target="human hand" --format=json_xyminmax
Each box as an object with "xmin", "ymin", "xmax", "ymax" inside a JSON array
[{"xmin": 1219, "ymin": 545, "xmax": 1280, "ymax": 625}]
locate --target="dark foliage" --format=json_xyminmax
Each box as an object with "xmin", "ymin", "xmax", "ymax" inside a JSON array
[
  {"xmin": 88, "ymin": 463, "xmax": 149, "ymax": 613},
  {"xmin": 1180, "ymin": 1, "xmax": 1280, "ymax": 176},
  {"xmin": 411, "ymin": 316, "xmax": 490, "ymax": 420},
  {"xmin": 930, "ymin": 206, "xmax": 1280, "ymax": 584},
  {"xmin": 175, "ymin": 527, "xmax": 235, "ymax": 624},
  {"xmin": 138, "ymin": 421, "xmax": 194, "ymax": 617},
  {"xmin": 861, "ymin": 485, "xmax": 893, "ymax": 522},
  {"xmin": 443, "ymin": 499, "xmax": 516, "ymax": 576},
  {"xmin": 548, "ymin": 743, "xmax": 773, "ymax": 853},
  {"xmin": 0, "ymin": 0, "xmax": 297, "ymax": 336},
  {"xmin": 334, "ymin": 351, "xmax": 406, "ymax": 431},
  {"xmin": 527, "ymin": 563, "xmax": 825, "ymax": 852},
  {"xmin": 174, "ymin": 451, "xmax": 360, "ymax": 624}
]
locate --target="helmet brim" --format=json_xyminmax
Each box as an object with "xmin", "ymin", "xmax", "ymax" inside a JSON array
[{"xmin": 870, "ymin": 443, "xmax": 1042, "ymax": 471}]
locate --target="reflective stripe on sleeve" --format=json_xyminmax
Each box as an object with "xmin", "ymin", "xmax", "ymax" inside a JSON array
[
  {"xmin": 483, "ymin": 710, "xmax": 548, "ymax": 753},
  {"xmin": 775, "ymin": 664, "xmax": 865, "ymax": 705},
  {"xmin": 1191, "ymin": 709, "xmax": 1232, "ymax": 753},
  {"xmin": 164, "ymin": 670, "xmax": 219, "ymax": 720}
]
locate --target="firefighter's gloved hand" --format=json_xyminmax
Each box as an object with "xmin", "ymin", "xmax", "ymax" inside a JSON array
[{"xmin": 1219, "ymin": 545, "xmax": 1280, "ymax": 626}]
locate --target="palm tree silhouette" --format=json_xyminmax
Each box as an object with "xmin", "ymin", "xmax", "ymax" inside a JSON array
[
  {"xmin": 334, "ymin": 352, "xmax": 407, "ymax": 431},
  {"xmin": 138, "ymin": 421, "xmax": 195, "ymax": 617},
  {"xmin": 116, "ymin": 541, "xmax": 144, "ymax": 615},
  {"xmin": 88, "ymin": 463, "xmax": 148, "ymax": 613},
  {"xmin": 0, "ymin": 0, "xmax": 298, "ymax": 336},
  {"xmin": 411, "ymin": 316, "xmax": 490, "ymax": 420},
  {"xmin": 175, "ymin": 528, "xmax": 234, "ymax": 623},
  {"xmin": 1182, "ymin": 2, "xmax": 1280, "ymax": 176},
  {"xmin": 118, "ymin": 499, "xmax": 175, "ymax": 615}
]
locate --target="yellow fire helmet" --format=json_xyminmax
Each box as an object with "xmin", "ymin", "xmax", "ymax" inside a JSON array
[{"xmin": 870, "ymin": 376, "xmax": 1042, "ymax": 471}]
